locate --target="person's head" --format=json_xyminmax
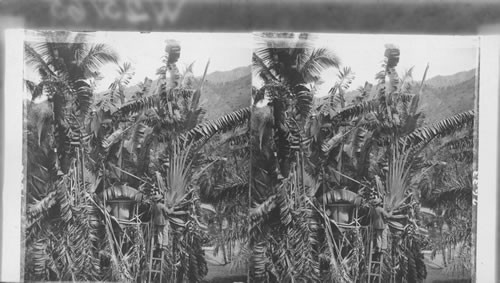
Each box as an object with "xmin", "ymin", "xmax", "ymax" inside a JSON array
[
  {"xmin": 370, "ymin": 198, "xmax": 382, "ymax": 207},
  {"xmin": 152, "ymin": 194, "xmax": 163, "ymax": 203}
]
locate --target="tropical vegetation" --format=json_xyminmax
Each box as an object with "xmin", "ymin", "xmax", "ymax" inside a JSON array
[{"xmin": 22, "ymin": 31, "xmax": 475, "ymax": 283}]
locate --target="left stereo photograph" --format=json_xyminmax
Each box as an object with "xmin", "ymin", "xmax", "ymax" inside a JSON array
[{"xmin": 21, "ymin": 30, "xmax": 252, "ymax": 282}]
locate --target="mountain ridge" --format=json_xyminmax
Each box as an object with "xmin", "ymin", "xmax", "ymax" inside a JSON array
[
  {"xmin": 115, "ymin": 66, "xmax": 475, "ymax": 125},
  {"xmin": 342, "ymin": 68, "xmax": 476, "ymax": 124}
]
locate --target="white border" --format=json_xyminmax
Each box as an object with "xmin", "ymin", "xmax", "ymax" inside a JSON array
[
  {"xmin": 1, "ymin": 30, "xmax": 498, "ymax": 282},
  {"xmin": 1, "ymin": 29, "xmax": 23, "ymax": 282},
  {"xmin": 476, "ymin": 35, "xmax": 499, "ymax": 283}
]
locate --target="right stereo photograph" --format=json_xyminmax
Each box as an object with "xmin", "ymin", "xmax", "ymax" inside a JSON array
[{"xmin": 249, "ymin": 32, "xmax": 478, "ymax": 283}]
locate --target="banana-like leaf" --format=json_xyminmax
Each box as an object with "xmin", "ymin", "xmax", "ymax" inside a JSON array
[
  {"xmin": 321, "ymin": 131, "xmax": 345, "ymax": 156},
  {"xmin": 317, "ymin": 189, "xmax": 362, "ymax": 206},
  {"xmin": 31, "ymin": 240, "xmax": 49, "ymax": 277},
  {"xmin": 102, "ymin": 128, "xmax": 124, "ymax": 149},
  {"xmin": 249, "ymin": 241, "xmax": 268, "ymax": 281},
  {"xmin": 204, "ymin": 181, "xmax": 248, "ymax": 203},
  {"xmin": 28, "ymin": 191, "xmax": 57, "ymax": 223},
  {"xmin": 402, "ymin": 110, "xmax": 474, "ymax": 149},
  {"xmin": 329, "ymin": 99, "xmax": 379, "ymax": 123},
  {"xmin": 277, "ymin": 191, "xmax": 292, "ymax": 227},
  {"xmin": 441, "ymin": 135, "xmax": 474, "ymax": 151},
  {"xmin": 100, "ymin": 184, "xmax": 142, "ymax": 201},
  {"xmin": 56, "ymin": 177, "xmax": 73, "ymax": 223},
  {"xmin": 250, "ymin": 195, "xmax": 278, "ymax": 224},
  {"xmin": 179, "ymin": 107, "xmax": 251, "ymax": 145},
  {"xmin": 117, "ymin": 95, "xmax": 160, "ymax": 117},
  {"xmin": 295, "ymin": 88, "xmax": 314, "ymax": 118}
]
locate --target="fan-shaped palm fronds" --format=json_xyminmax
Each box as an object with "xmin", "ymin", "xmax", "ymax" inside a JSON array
[
  {"xmin": 385, "ymin": 145, "xmax": 412, "ymax": 212},
  {"xmin": 164, "ymin": 143, "xmax": 194, "ymax": 207}
]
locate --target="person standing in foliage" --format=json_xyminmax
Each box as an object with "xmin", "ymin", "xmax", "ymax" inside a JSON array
[
  {"xmin": 371, "ymin": 198, "xmax": 390, "ymax": 253},
  {"xmin": 152, "ymin": 195, "xmax": 169, "ymax": 249}
]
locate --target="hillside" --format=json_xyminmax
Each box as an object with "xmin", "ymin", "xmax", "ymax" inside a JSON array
[
  {"xmin": 200, "ymin": 73, "xmax": 251, "ymax": 121},
  {"xmin": 204, "ymin": 66, "xmax": 251, "ymax": 84},
  {"xmin": 109, "ymin": 66, "xmax": 251, "ymax": 121},
  {"xmin": 342, "ymin": 69, "xmax": 476, "ymax": 124},
  {"xmin": 107, "ymin": 66, "xmax": 475, "ymax": 125},
  {"xmin": 419, "ymin": 71, "xmax": 476, "ymax": 123},
  {"xmin": 425, "ymin": 69, "xmax": 476, "ymax": 89},
  {"xmin": 420, "ymin": 72, "xmax": 476, "ymax": 123}
]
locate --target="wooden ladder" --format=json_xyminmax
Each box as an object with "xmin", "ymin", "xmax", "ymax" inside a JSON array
[
  {"xmin": 148, "ymin": 236, "xmax": 164, "ymax": 283},
  {"xmin": 367, "ymin": 239, "xmax": 383, "ymax": 283}
]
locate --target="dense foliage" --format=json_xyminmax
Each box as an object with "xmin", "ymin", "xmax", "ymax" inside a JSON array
[
  {"xmin": 249, "ymin": 32, "xmax": 474, "ymax": 282},
  {"xmin": 23, "ymin": 31, "xmax": 474, "ymax": 283}
]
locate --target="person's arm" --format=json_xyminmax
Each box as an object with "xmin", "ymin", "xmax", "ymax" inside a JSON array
[
  {"xmin": 388, "ymin": 213, "xmax": 407, "ymax": 219},
  {"xmin": 159, "ymin": 203, "xmax": 173, "ymax": 215},
  {"xmin": 377, "ymin": 207, "xmax": 392, "ymax": 219}
]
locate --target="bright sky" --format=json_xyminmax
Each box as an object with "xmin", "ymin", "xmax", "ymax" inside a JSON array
[
  {"xmin": 93, "ymin": 32, "xmax": 252, "ymax": 92},
  {"xmin": 312, "ymin": 33, "xmax": 479, "ymax": 97},
  {"xmin": 25, "ymin": 32, "xmax": 478, "ymax": 96}
]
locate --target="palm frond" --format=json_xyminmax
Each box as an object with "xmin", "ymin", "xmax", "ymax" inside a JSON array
[
  {"xmin": 318, "ymin": 189, "xmax": 361, "ymax": 206},
  {"xmin": 165, "ymin": 143, "xmax": 194, "ymax": 206},
  {"xmin": 27, "ymin": 191, "xmax": 57, "ymax": 225},
  {"xmin": 299, "ymin": 48, "xmax": 340, "ymax": 84},
  {"xmin": 328, "ymin": 68, "xmax": 354, "ymax": 109},
  {"xmin": 249, "ymin": 241, "xmax": 268, "ymax": 282},
  {"xmin": 179, "ymin": 107, "xmax": 251, "ymax": 145},
  {"xmin": 250, "ymin": 195, "xmax": 278, "ymax": 224},
  {"xmin": 24, "ymin": 79, "xmax": 43, "ymax": 99},
  {"xmin": 225, "ymin": 131, "xmax": 250, "ymax": 147},
  {"xmin": 441, "ymin": 135, "xmax": 473, "ymax": 151},
  {"xmin": 117, "ymin": 95, "xmax": 160, "ymax": 117},
  {"xmin": 204, "ymin": 181, "xmax": 249, "ymax": 203},
  {"xmin": 329, "ymin": 99, "xmax": 380, "ymax": 122},
  {"xmin": 385, "ymin": 146, "xmax": 412, "ymax": 211},
  {"xmin": 74, "ymin": 82, "xmax": 93, "ymax": 117},
  {"xmin": 402, "ymin": 110, "xmax": 474, "ymax": 149},
  {"xmin": 409, "ymin": 64, "xmax": 429, "ymax": 117},
  {"xmin": 78, "ymin": 44, "xmax": 119, "ymax": 79},
  {"xmin": 295, "ymin": 88, "xmax": 314, "ymax": 118},
  {"xmin": 252, "ymin": 53, "xmax": 278, "ymax": 83},
  {"xmin": 24, "ymin": 43, "xmax": 55, "ymax": 78}
]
